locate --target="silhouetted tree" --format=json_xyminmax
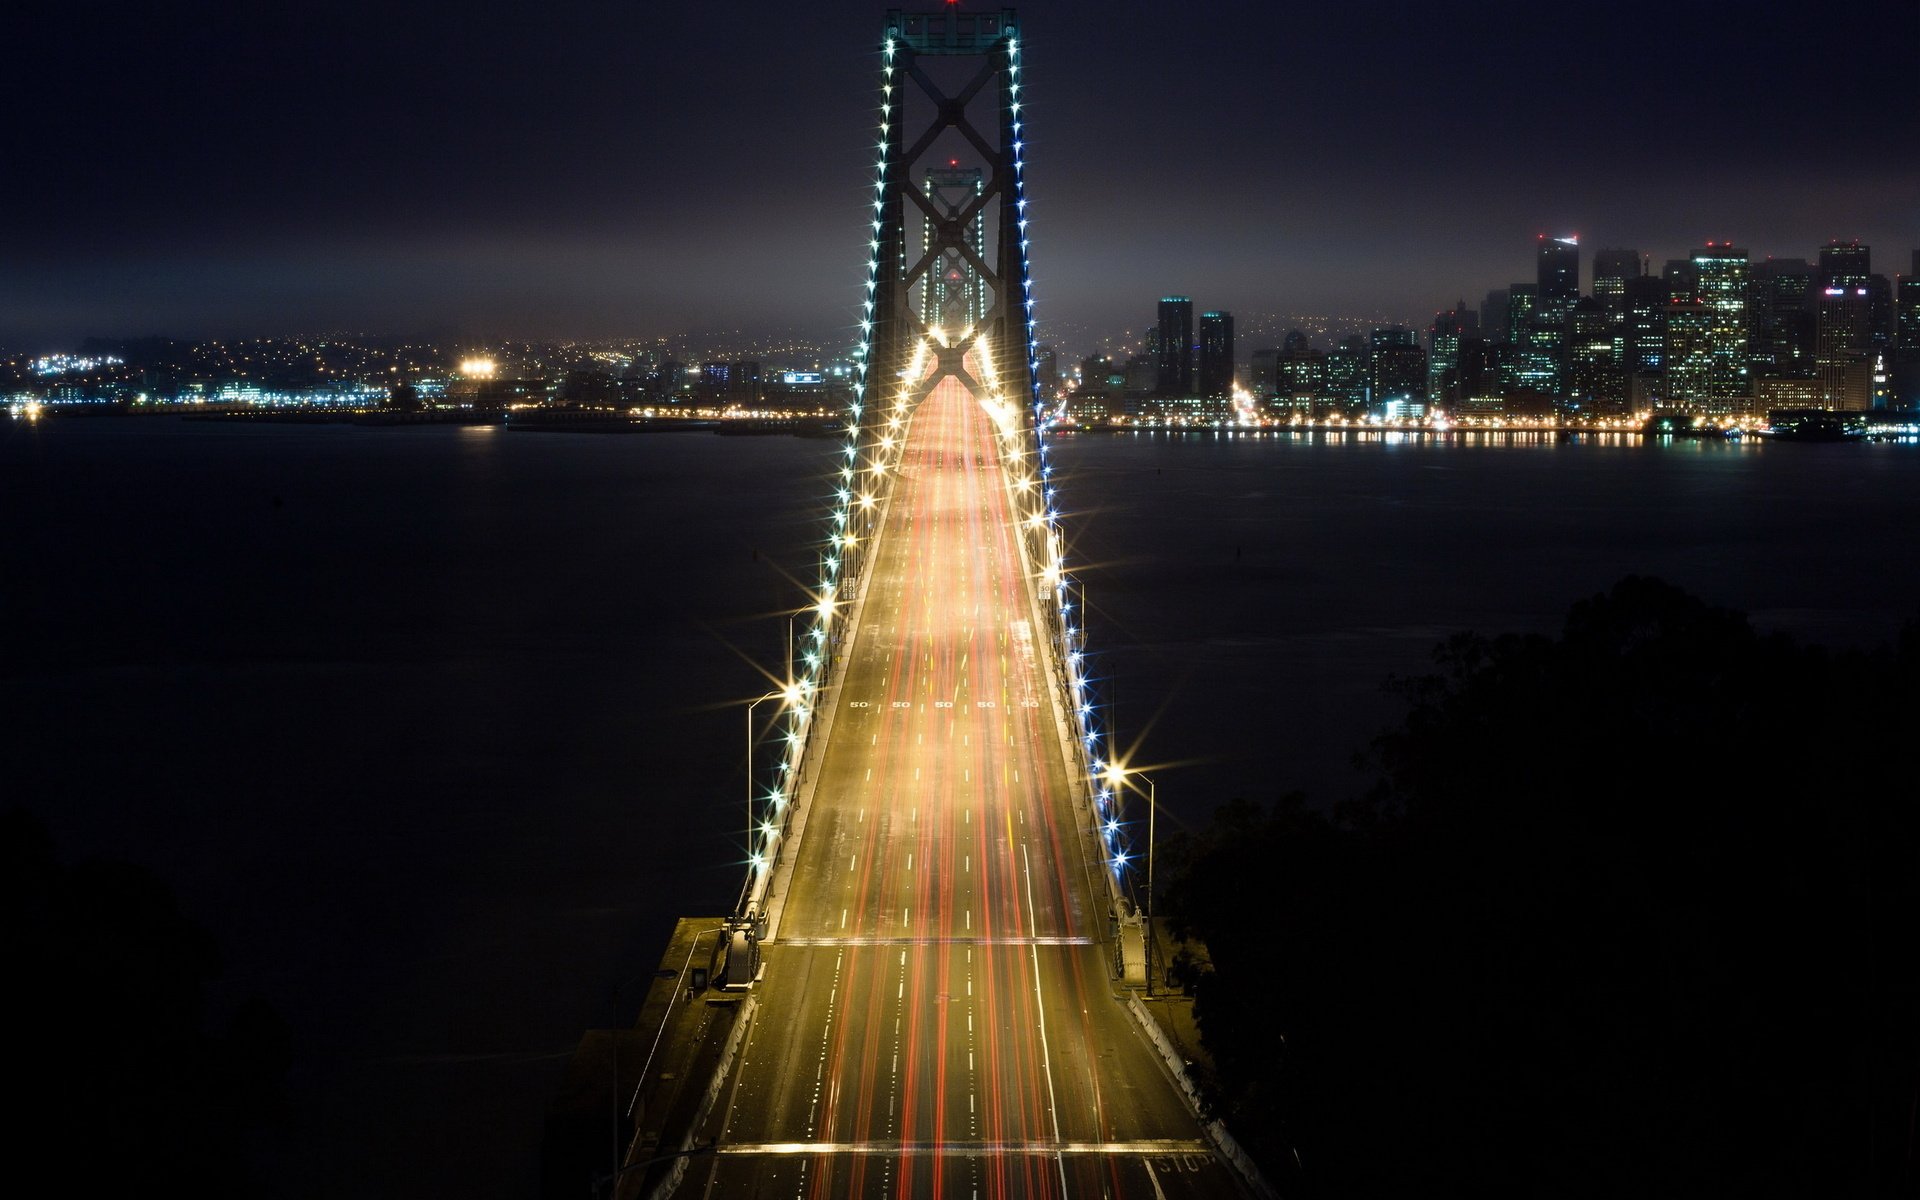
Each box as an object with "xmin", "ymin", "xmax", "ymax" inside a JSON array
[
  {"xmin": 1164, "ymin": 577, "xmax": 1919, "ymax": 1198},
  {"xmin": 2, "ymin": 808, "xmax": 289, "ymax": 1194}
]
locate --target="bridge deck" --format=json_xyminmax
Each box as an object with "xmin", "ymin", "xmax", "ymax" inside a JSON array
[{"xmin": 685, "ymin": 376, "xmax": 1245, "ymax": 1197}]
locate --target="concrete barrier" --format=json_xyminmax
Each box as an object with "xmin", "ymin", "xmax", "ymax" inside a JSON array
[
  {"xmin": 1125, "ymin": 993, "xmax": 1278, "ymax": 1200},
  {"xmin": 643, "ymin": 997, "xmax": 756, "ymax": 1200}
]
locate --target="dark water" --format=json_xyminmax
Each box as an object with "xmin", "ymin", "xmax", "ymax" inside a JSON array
[{"xmin": 4, "ymin": 419, "xmax": 1918, "ymax": 1196}]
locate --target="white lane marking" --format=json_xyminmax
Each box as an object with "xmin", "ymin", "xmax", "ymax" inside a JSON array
[
  {"xmin": 840, "ymin": 908, "xmax": 847, "ymax": 929},
  {"xmin": 1022, "ymin": 841, "xmax": 1071, "ymax": 1196},
  {"xmin": 906, "ymin": 853, "xmax": 913, "ymax": 871},
  {"xmin": 713, "ymin": 1140, "xmax": 1212, "ymax": 1156},
  {"xmin": 849, "ymin": 854, "xmax": 857, "ymax": 872},
  {"xmin": 1143, "ymin": 1156, "xmax": 1172, "ymax": 1199}
]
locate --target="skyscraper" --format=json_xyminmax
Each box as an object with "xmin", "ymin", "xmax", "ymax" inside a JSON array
[
  {"xmin": 1427, "ymin": 302, "xmax": 1478, "ymax": 406},
  {"xmin": 1369, "ymin": 326, "xmax": 1426, "ymax": 414},
  {"xmin": 1818, "ymin": 239, "xmax": 1871, "ymax": 289},
  {"xmin": 1272, "ymin": 331, "xmax": 1324, "ymax": 415},
  {"xmin": 1591, "ymin": 247, "xmax": 1643, "ymax": 310},
  {"xmin": 1480, "ymin": 287, "xmax": 1510, "ymax": 343},
  {"xmin": 1666, "ymin": 243, "xmax": 1750, "ymax": 412},
  {"xmin": 1748, "ymin": 258, "xmax": 1816, "ymax": 377},
  {"xmin": 1564, "ymin": 297, "xmax": 1625, "ymax": 413},
  {"xmin": 1527, "ymin": 236, "xmax": 1580, "ymax": 397},
  {"xmin": 1247, "ymin": 348, "xmax": 1280, "ymax": 397},
  {"xmin": 1507, "ymin": 283, "xmax": 1559, "ymax": 396},
  {"xmin": 1817, "ymin": 240, "xmax": 1873, "ymax": 408},
  {"xmin": 1537, "ymin": 235, "xmax": 1581, "ymax": 306},
  {"xmin": 1621, "ymin": 274, "xmax": 1669, "ymax": 375},
  {"xmin": 1155, "ymin": 297, "xmax": 1193, "ymax": 396},
  {"xmin": 1892, "ymin": 250, "xmax": 1920, "ymax": 409},
  {"xmin": 1198, "ymin": 311, "xmax": 1234, "ymax": 399},
  {"xmin": 1325, "ymin": 335, "xmax": 1369, "ymax": 413}
]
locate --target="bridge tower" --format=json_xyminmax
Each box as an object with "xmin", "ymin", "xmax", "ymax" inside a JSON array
[{"xmin": 860, "ymin": 6, "xmax": 1043, "ymax": 421}]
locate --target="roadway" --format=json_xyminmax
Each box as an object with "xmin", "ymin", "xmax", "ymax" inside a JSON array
[{"xmin": 687, "ymin": 369, "xmax": 1246, "ymax": 1197}]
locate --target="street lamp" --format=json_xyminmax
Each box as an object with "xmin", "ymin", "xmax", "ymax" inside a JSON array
[
  {"xmin": 1103, "ymin": 761, "xmax": 1158, "ymax": 994},
  {"xmin": 746, "ymin": 691, "xmax": 785, "ymax": 864}
]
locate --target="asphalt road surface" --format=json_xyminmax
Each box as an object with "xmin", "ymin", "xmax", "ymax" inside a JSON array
[{"xmin": 688, "ymin": 372, "xmax": 1247, "ymax": 1198}]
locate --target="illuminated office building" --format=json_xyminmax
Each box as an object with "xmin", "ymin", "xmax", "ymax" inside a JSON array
[
  {"xmin": 1622, "ymin": 274, "xmax": 1669, "ymax": 374},
  {"xmin": 1894, "ymin": 250, "xmax": 1920, "ymax": 408},
  {"xmin": 1369, "ymin": 326, "xmax": 1426, "ymax": 415},
  {"xmin": 1591, "ymin": 247, "xmax": 1643, "ymax": 311},
  {"xmin": 1748, "ymin": 258, "xmax": 1816, "ymax": 377},
  {"xmin": 1427, "ymin": 302, "xmax": 1477, "ymax": 406},
  {"xmin": 1198, "ymin": 311, "xmax": 1234, "ymax": 399},
  {"xmin": 1272, "ymin": 330, "xmax": 1324, "ymax": 415},
  {"xmin": 1325, "ymin": 335, "xmax": 1369, "ymax": 413},
  {"xmin": 1666, "ymin": 243, "xmax": 1750, "ymax": 412},
  {"xmin": 1156, "ymin": 296, "xmax": 1193, "ymax": 395},
  {"xmin": 1565, "ymin": 297, "xmax": 1626, "ymax": 413},
  {"xmin": 1817, "ymin": 240, "xmax": 1873, "ymax": 409},
  {"xmin": 1537, "ymin": 235, "xmax": 1580, "ymax": 306}
]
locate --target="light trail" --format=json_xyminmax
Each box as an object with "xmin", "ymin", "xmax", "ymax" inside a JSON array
[
  {"xmin": 692, "ymin": 333, "xmax": 1242, "ymax": 1198},
  {"xmin": 717, "ymin": 1140, "xmax": 1214, "ymax": 1156}
]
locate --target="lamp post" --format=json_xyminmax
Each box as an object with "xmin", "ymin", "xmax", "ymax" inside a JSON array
[
  {"xmin": 1132, "ymin": 771, "xmax": 1157, "ymax": 995},
  {"xmin": 1104, "ymin": 762, "xmax": 1158, "ymax": 995},
  {"xmin": 746, "ymin": 691, "xmax": 783, "ymax": 866}
]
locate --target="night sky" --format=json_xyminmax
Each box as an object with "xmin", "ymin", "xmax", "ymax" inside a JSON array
[{"xmin": 8, "ymin": 0, "xmax": 1917, "ymax": 349}]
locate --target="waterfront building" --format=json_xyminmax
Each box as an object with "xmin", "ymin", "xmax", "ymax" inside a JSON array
[
  {"xmin": 1369, "ymin": 326, "xmax": 1426, "ymax": 415},
  {"xmin": 1325, "ymin": 335, "xmax": 1369, "ymax": 413},
  {"xmin": 1748, "ymin": 258, "xmax": 1817, "ymax": 378},
  {"xmin": 1664, "ymin": 243, "xmax": 1750, "ymax": 412},
  {"xmin": 1565, "ymin": 297, "xmax": 1626, "ymax": 413},
  {"xmin": 1247, "ymin": 348, "xmax": 1280, "ymax": 397},
  {"xmin": 1155, "ymin": 297, "xmax": 1194, "ymax": 396},
  {"xmin": 1817, "ymin": 241, "xmax": 1873, "ymax": 409},
  {"xmin": 1199, "ymin": 311, "xmax": 1234, "ymax": 399},
  {"xmin": 1272, "ymin": 331, "xmax": 1324, "ymax": 415},
  {"xmin": 1537, "ymin": 235, "xmax": 1580, "ymax": 307},
  {"xmin": 1427, "ymin": 302, "xmax": 1477, "ymax": 407},
  {"xmin": 1507, "ymin": 284, "xmax": 1561, "ymax": 397},
  {"xmin": 1622, "ymin": 274, "xmax": 1668, "ymax": 374},
  {"xmin": 1592, "ymin": 248, "xmax": 1643, "ymax": 311},
  {"xmin": 1480, "ymin": 287, "xmax": 1510, "ymax": 343},
  {"xmin": 1893, "ymin": 253, "xmax": 1920, "ymax": 408}
]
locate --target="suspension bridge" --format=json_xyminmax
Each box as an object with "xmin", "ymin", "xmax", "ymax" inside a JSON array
[{"xmin": 613, "ymin": 11, "xmax": 1266, "ymax": 1197}]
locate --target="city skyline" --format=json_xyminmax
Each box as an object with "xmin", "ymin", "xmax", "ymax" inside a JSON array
[{"xmin": 7, "ymin": 1, "xmax": 1916, "ymax": 348}]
